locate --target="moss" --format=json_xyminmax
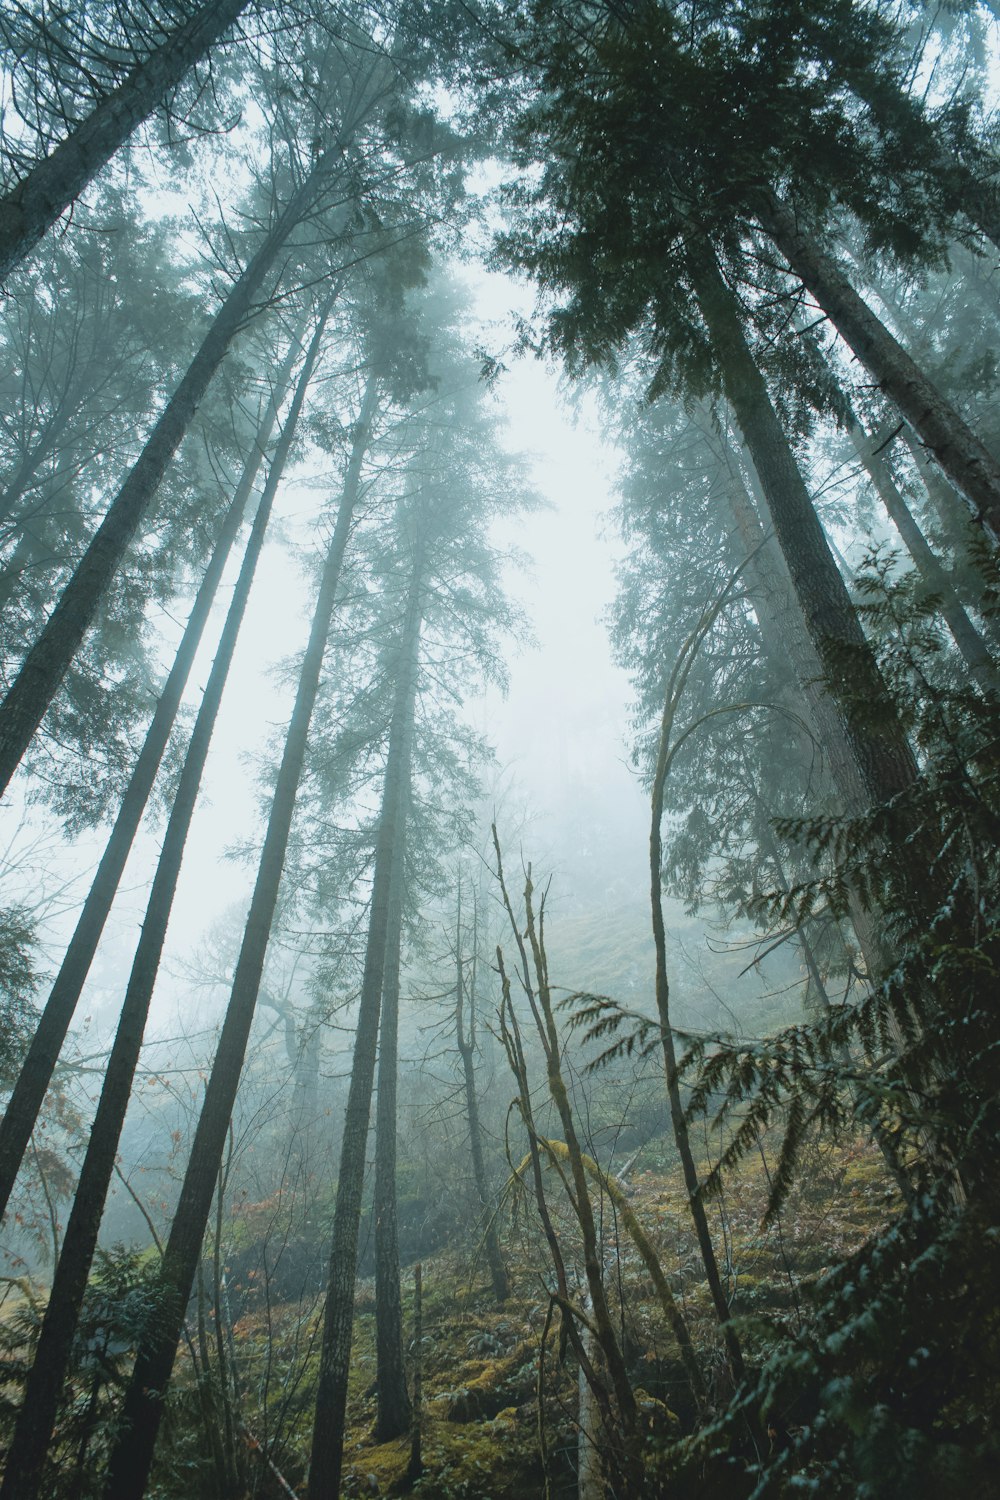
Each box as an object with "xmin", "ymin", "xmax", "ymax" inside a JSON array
[{"xmin": 441, "ymin": 1340, "xmax": 537, "ymax": 1422}]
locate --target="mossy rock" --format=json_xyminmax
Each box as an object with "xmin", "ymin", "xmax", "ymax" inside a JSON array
[{"xmin": 444, "ymin": 1340, "xmax": 537, "ymax": 1422}]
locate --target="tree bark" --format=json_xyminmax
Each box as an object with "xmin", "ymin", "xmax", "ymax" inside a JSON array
[
  {"xmin": 308, "ymin": 545, "xmax": 424, "ymax": 1500},
  {"xmin": 0, "ymin": 0, "xmax": 251, "ymax": 282},
  {"xmin": 99, "ymin": 355, "xmax": 377, "ymax": 1500},
  {"xmin": 650, "ymin": 692, "xmax": 746, "ymax": 1384},
  {"xmin": 713, "ymin": 426, "xmax": 898, "ymax": 980},
  {"xmin": 373, "ymin": 834, "xmax": 413, "ymax": 1441},
  {"xmin": 753, "ymin": 190, "xmax": 1000, "ymax": 541},
  {"xmin": 455, "ymin": 884, "xmax": 508, "ymax": 1304},
  {"xmin": 0, "ymin": 323, "xmax": 304, "ymax": 1226},
  {"xmin": 0, "ymin": 159, "xmax": 331, "ymax": 796},
  {"xmin": 688, "ymin": 243, "xmax": 919, "ymax": 813},
  {"xmin": 847, "ymin": 417, "xmax": 999, "ymax": 693},
  {"xmin": 0, "ymin": 301, "xmax": 332, "ymax": 1500}
]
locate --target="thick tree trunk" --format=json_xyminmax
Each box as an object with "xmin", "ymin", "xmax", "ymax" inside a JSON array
[
  {"xmin": 308, "ymin": 550, "xmax": 424, "ymax": 1500},
  {"xmin": 0, "ymin": 161, "xmax": 329, "ymax": 796},
  {"xmin": 101, "ymin": 368, "xmax": 377, "ymax": 1500},
  {"xmin": 713, "ymin": 427, "xmax": 898, "ymax": 981},
  {"xmin": 455, "ymin": 887, "xmax": 508, "ymax": 1304},
  {"xmin": 0, "ymin": 325, "xmax": 304, "ymax": 1226},
  {"xmin": 688, "ymin": 244, "xmax": 919, "ymax": 813},
  {"xmin": 373, "ymin": 833, "xmax": 413, "ymax": 1441},
  {"xmin": 753, "ymin": 190, "xmax": 1000, "ymax": 541},
  {"xmin": 0, "ymin": 303, "xmax": 332, "ymax": 1500},
  {"xmin": 0, "ymin": 0, "xmax": 250, "ymax": 282},
  {"xmin": 847, "ymin": 417, "xmax": 999, "ymax": 693}
]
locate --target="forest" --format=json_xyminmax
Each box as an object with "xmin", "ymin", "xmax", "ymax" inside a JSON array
[{"xmin": 0, "ymin": 0, "xmax": 998, "ymax": 1495}]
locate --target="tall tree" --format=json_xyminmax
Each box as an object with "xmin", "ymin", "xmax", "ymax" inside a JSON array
[
  {"xmin": 101, "ymin": 363, "xmax": 380, "ymax": 1500},
  {"xmin": 0, "ymin": 152, "xmax": 339, "ymax": 796},
  {"xmin": 373, "ymin": 836, "xmax": 414, "ymax": 1440},
  {"xmin": 0, "ymin": 295, "xmax": 334, "ymax": 1500},
  {"xmin": 751, "ymin": 190, "xmax": 1000, "ymax": 541},
  {"xmin": 0, "ymin": 318, "xmax": 306, "ymax": 1225},
  {"xmin": 0, "ymin": 0, "xmax": 253, "ymax": 281},
  {"xmin": 309, "ymin": 544, "xmax": 425, "ymax": 1496}
]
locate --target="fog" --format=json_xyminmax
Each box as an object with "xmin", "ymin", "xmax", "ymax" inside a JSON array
[{"xmin": 0, "ymin": 4, "xmax": 996, "ymax": 1497}]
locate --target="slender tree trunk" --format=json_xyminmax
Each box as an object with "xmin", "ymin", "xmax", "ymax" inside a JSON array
[
  {"xmin": 213, "ymin": 1148, "xmax": 244, "ymax": 1496},
  {"xmin": 753, "ymin": 190, "xmax": 1000, "ymax": 541},
  {"xmin": 0, "ymin": 302, "xmax": 333, "ymax": 1500},
  {"xmin": 195, "ymin": 1265, "xmax": 229, "ymax": 1499},
  {"xmin": 494, "ymin": 943, "xmax": 618, "ymax": 1447},
  {"xmin": 0, "ymin": 160, "xmax": 331, "ymax": 796},
  {"xmin": 649, "ymin": 708, "xmax": 746, "ymax": 1384},
  {"xmin": 407, "ymin": 1263, "xmax": 423, "ymax": 1483},
  {"xmin": 899, "ymin": 426, "xmax": 1000, "ymax": 638},
  {"xmin": 101, "ymin": 368, "xmax": 378, "ymax": 1500},
  {"xmin": 373, "ymin": 829, "xmax": 412, "ymax": 1441},
  {"xmin": 455, "ymin": 885, "xmax": 508, "ymax": 1304},
  {"xmin": 308, "ymin": 548, "xmax": 424, "ymax": 1500},
  {"xmin": 0, "ymin": 323, "xmax": 305, "ymax": 1226},
  {"xmin": 901, "ymin": 426, "xmax": 976, "ymax": 552},
  {"xmin": 287, "ymin": 1008, "xmax": 321, "ymax": 1164},
  {"xmin": 688, "ymin": 243, "xmax": 919, "ymax": 813},
  {"xmin": 492, "ymin": 837, "xmax": 641, "ymax": 1464},
  {"xmin": 847, "ymin": 416, "xmax": 999, "ymax": 693},
  {"xmin": 0, "ymin": 0, "xmax": 251, "ymax": 281}
]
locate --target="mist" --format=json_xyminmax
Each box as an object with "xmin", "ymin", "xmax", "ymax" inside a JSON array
[{"xmin": 0, "ymin": 3, "xmax": 997, "ymax": 1497}]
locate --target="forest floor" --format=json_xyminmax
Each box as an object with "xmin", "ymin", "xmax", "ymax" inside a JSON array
[{"xmin": 220, "ymin": 1131, "xmax": 898, "ymax": 1500}]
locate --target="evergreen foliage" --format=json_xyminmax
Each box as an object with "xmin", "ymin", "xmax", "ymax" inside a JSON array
[{"xmin": 0, "ymin": 0, "xmax": 998, "ymax": 1494}]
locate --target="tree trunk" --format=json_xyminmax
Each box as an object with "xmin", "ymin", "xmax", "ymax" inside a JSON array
[
  {"xmin": 407, "ymin": 1263, "xmax": 423, "ymax": 1484},
  {"xmin": 0, "ymin": 301, "xmax": 332, "ymax": 1500},
  {"xmin": 847, "ymin": 417, "xmax": 999, "ymax": 693},
  {"xmin": 455, "ymin": 885, "xmax": 508, "ymax": 1304},
  {"xmin": 899, "ymin": 426, "xmax": 1000, "ymax": 637},
  {"xmin": 0, "ymin": 0, "xmax": 251, "ymax": 282},
  {"xmin": 101, "ymin": 367, "xmax": 377, "ymax": 1500},
  {"xmin": 0, "ymin": 159, "xmax": 331, "ymax": 796},
  {"xmin": 650, "ymin": 701, "xmax": 746, "ymax": 1384},
  {"xmin": 688, "ymin": 243, "xmax": 919, "ymax": 814},
  {"xmin": 308, "ymin": 547, "xmax": 424, "ymax": 1500},
  {"xmin": 0, "ymin": 323, "xmax": 305, "ymax": 1226},
  {"xmin": 577, "ymin": 1294, "xmax": 604, "ymax": 1500},
  {"xmin": 753, "ymin": 190, "xmax": 1000, "ymax": 541},
  {"xmin": 713, "ymin": 426, "xmax": 897, "ymax": 980},
  {"xmin": 373, "ymin": 829, "xmax": 413, "ymax": 1441}
]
